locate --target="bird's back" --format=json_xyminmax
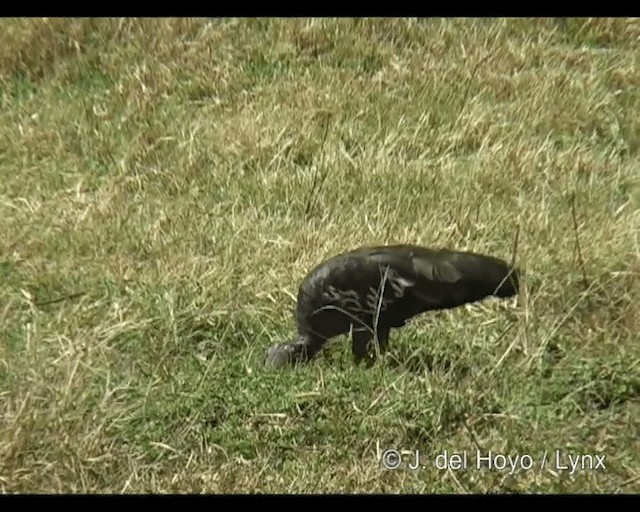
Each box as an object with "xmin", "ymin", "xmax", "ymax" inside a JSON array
[{"xmin": 294, "ymin": 244, "xmax": 519, "ymax": 340}]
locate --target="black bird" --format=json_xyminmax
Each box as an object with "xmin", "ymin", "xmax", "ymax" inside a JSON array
[{"xmin": 265, "ymin": 244, "xmax": 520, "ymax": 368}]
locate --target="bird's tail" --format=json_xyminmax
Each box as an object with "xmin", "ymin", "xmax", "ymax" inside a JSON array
[{"xmin": 441, "ymin": 249, "xmax": 520, "ymax": 299}]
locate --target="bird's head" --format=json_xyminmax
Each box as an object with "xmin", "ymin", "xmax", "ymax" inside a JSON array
[{"xmin": 264, "ymin": 337, "xmax": 310, "ymax": 369}]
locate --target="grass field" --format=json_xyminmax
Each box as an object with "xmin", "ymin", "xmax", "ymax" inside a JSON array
[{"xmin": 0, "ymin": 18, "xmax": 638, "ymax": 494}]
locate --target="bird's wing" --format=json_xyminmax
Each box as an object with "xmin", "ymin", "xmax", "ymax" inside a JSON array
[
  {"xmin": 364, "ymin": 247, "xmax": 464, "ymax": 283},
  {"xmin": 361, "ymin": 247, "xmax": 470, "ymax": 308}
]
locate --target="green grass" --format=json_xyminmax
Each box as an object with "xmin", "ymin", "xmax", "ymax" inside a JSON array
[{"xmin": 0, "ymin": 17, "xmax": 639, "ymax": 494}]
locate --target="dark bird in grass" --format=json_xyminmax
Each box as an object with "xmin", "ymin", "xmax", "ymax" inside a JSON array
[{"xmin": 265, "ymin": 244, "xmax": 520, "ymax": 369}]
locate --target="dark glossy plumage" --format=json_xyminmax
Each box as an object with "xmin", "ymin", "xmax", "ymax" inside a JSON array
[{"xmin": 265, "ymin": 244, "xmax": 519, "ymax": 368}]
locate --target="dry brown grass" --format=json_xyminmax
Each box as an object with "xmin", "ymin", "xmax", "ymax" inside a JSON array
[{"xmin": 0, "ymin": 17, "xmax": 638, "ymax": 494}]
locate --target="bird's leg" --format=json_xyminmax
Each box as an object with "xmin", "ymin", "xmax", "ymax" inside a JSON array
[
  {"xmin": 351, "ymin": 330, "xmax": 369, "ymax": 365},
  {"xmin": 352, "ymin": 329, "xmax": 375, "ymax": 367},
  {"xmin": 372, "ymin": 327, "xmax": 390, "ymax": 358}
]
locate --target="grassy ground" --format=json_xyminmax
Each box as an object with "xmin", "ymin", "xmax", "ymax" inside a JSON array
[{"xmin": 0, "ymin": 18, "xmax": 638, "ymax": 494}]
